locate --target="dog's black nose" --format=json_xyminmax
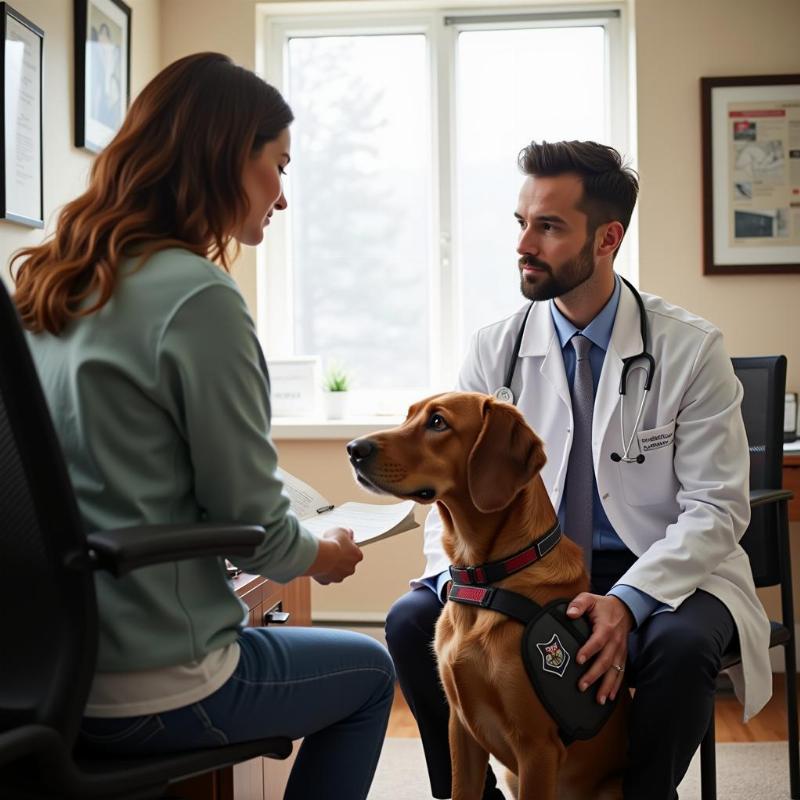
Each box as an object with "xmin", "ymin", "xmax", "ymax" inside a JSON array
[{"xmin": 347, "ymin": 438, "xmax": 375, "ymax": 462}]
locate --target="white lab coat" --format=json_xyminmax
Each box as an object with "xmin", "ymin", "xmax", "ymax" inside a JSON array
[{"xmin": 414, "ymin": 280, "xmax": 771, "ymax": 721}]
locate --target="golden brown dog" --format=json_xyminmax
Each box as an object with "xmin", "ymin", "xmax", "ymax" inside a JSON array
[{"xmin": 348, "ymin": 391, "xmax": 628, "ymax": 800}]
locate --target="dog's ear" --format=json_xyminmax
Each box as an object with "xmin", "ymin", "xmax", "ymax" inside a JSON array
[{"xmin": 467, "ymin": 398, "xmax": 546, "ymax": 513}]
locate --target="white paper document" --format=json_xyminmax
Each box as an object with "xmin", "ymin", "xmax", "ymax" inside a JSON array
[{"xmin": 277, "ymin": 468, "xmax": 419, "ymax": 545}]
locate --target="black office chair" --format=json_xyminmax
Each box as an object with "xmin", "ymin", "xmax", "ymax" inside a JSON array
[
  {"xmin": 699, "ymin": 355, "xmax": 798, "ymax": 800},
  {"xmin": 0, "ymin": 279, "xmax": 292, "ymax": 799}
]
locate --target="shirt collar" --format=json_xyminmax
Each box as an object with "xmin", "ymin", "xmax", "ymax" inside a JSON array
[{"xmin": 550, "ymin": 273, "xmax": 621, "ymax": 352}]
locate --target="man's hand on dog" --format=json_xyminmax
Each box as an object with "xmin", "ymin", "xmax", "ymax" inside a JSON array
[{"xmin": 567, "ymin": 594, "xmax": 635, "ymax": 705}]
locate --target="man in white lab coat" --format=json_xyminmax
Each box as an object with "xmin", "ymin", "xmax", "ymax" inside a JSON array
[{"xmin": 384, "ymin": 140, "xmax": 771, "ymax": 800}]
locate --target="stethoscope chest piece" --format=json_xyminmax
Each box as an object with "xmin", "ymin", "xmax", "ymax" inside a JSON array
[{"xmin": 494, "ymin": 386, "xmax": 515, "ymax": 404}]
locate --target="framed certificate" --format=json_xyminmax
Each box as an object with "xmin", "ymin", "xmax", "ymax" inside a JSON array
[
  {"xmin": 1, "ymin": 3, "xmax": 43, "ymax": 228},
  {"xmin": 701, "ymin": 74, "xmax": 800, "ymax": 275},
  {"xmin": 74, "ymin": 0, "xmax": 131, "ymax": 153},
  {"xmin": 267, "ymin": 357, "xmax": 321, "ymax": 417}
]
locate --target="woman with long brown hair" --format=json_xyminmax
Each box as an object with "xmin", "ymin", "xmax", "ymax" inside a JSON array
[{"xmin": 12, "ymin": 52, "xmax": 393, "ymax": 799}]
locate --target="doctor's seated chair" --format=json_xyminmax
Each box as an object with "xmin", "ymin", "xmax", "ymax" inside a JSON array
[
  {"xmin": 0, "ymin": 282, "xmax": 292, "ymax": 797},
  {"xmin": 699, "ymin": 355, "xmax": 798, "ymax": 800}
]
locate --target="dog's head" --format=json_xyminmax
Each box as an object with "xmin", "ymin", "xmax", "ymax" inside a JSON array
[{"xmin": 347, "ymin": 391, "xmax": 546, "ymax": 513}]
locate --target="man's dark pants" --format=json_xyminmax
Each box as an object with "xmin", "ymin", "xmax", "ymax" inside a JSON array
[{"xmin": 385, "ymin": 549, "xmax": 737, "ymax": 800}]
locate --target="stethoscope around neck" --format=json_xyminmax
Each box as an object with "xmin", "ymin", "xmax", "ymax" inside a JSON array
[{"xmin": 494, "ymin": 276, "xmax": 655, "ymax": 465}]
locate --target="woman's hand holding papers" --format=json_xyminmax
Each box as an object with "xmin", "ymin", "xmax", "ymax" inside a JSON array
[{"xmin": 304, "ymin": 526, "xmax": 364, "ymax": 585}]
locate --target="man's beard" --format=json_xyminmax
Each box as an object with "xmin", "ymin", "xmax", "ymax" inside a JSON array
[{"xmin": 519, "ymin": 237, "xmax": 596, "ymax": 301}]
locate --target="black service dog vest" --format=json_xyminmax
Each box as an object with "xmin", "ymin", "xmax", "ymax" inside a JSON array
[{"xmin": 448, "ymin": 584, "xmax": 619, "ymax": 745}]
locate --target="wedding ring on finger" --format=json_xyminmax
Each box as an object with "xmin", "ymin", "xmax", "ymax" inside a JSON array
[{"xmin": 612, "ymin": 663, "xmax": 625, "ymax": 674}]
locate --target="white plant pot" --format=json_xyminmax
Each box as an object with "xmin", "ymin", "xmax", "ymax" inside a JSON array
[{"xmin": 323, "ymin": 391, "xmax": 348, "ymax": 420}]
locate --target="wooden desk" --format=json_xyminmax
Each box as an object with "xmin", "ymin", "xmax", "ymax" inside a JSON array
[
  {"xmin": 233, "ymin": 572, "xmax": 311, "ymax": 630},
  {"xmin": 172, "ymin": 574, "xmax": 310, "ymax": 800},
  {"xmin": 785, "ymin": 453, "xmax": 800, "ymax": 522}
]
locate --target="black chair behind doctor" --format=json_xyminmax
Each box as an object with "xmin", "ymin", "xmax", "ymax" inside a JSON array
[
  {"xmin": 699, "ymin": 355, "xmax": 798, "ymax": 800},
  {"xmin": 0, "ymin": 278, "xmax": 292, "ymax": 799}
]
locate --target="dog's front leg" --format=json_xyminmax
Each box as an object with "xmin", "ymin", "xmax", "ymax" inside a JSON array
[
  {"xmin": 515, "ymin": 737, "xmax": 562, "ymax": 800},
  {"xmin": 449, "ymin": 712, "xmax": 490, "ymax": 800}
]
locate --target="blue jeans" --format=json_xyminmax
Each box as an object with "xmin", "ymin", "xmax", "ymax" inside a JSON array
[{"xmin": 79, "ymin": 626, "xmax": 396, "ymax": 800}]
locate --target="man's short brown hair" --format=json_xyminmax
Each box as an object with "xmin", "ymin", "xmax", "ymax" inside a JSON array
[{"xmin": 518, "ymin": 140, "xmax": 639, "ymax": 234}]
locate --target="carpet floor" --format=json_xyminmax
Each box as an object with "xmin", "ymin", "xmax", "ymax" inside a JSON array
[{"xmin": 367, "ymin": 738, "xmax": 790, "ymax": 799}]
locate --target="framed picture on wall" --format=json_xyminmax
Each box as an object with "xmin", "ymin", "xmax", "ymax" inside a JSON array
[
  {"xmin": 74, "ymin": 0, "xmax": 131, "ymax": 153},
  {"xmin": 1, "ymin": 3, "xmax": 44, "ymax": 228},
  {"xmin": 701, "ymin": 74, "xmax": 800, "ymax": 275},
  {"xmin": 267, "ymin": 357, "xmax": 322, "ymax": 418}
]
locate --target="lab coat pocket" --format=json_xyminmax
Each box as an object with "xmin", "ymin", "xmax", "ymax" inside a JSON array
[{"xmin": 618, "ymin": 420, "xmax": 677, "ymax": 506}]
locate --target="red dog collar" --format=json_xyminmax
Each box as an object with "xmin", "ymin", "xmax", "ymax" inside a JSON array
[{"xmin": 448, "ymin": 520, "xmax": 561, "ymax": 586}]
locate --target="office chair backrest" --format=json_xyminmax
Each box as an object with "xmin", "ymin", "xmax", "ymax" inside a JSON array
[
  {"xmin": 732, "ymin": 355, "xmax": 787, "ymax": 588},
  {"xmin": 0, "ymin": 279, "xmax": 97, "ymax": 746}
]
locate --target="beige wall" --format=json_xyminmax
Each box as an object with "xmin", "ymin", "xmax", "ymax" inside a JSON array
[
  {"xmin": 635, "ymin": 0, "xmax": 800, "ymax": 394},
  {"xmin": 0, "ymin": 0, "xmax": 162, "ymax": 289},
  {"xmin": 634, "ymin": 0, "xmax": 800, "ymax": 626},
  {"xmin": 159, "ymin": 0, "xmax": 263, "ymax": 305}
]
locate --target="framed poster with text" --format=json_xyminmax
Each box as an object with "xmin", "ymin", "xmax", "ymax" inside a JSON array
[
  {"xmin": 701, "ymin": 74, "xmax": 800, "ymax": 275},
  {"xmin": 1, "ymin": 3, "xmax": 43, "ymax": 228}
]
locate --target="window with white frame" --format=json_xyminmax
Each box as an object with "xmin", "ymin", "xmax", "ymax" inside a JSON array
[{"xmin": 258, "ymin": 3, "xmax": 632, "ymax": 416}]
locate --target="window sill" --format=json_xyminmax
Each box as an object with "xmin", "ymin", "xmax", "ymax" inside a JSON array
[{"xmin": 271, "ymin": 416, "xmax": 403, "ymax": 440}]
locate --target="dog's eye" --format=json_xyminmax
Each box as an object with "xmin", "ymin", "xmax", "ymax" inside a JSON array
[{"xmin": 429, "ymin": 414, "xmax": 449, "ymax": 431}]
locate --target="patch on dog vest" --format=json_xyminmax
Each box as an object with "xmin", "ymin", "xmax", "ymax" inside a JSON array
[
  {"xmin": 536, "ymin": 633, "xmax": 570, "ymax": 677},
  {"xmin": 522, "ymin": 600, "xmax": 619, "ymax": 742}
]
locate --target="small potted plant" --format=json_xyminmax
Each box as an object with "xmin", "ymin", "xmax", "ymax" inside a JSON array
[{"xmin": 323, "ymin": 364, "xmax": 350, "ymax": 420}]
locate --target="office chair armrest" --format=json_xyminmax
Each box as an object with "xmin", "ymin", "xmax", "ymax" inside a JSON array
[
  {"xmin": 0, "ymin": 724, "xmax": 60, "ymax": 769},
  {"xmin": 749, "ymin": 489, "xmax": 794, "ymax": 508},
  {"xmin": 84, "ymin": 523, "xmax": 266, "ymax": 577}
]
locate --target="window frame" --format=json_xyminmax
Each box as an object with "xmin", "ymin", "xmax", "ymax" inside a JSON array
[{"xmin": 257, "ymin": 1, "xmax": 634, "ymax": 415}]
